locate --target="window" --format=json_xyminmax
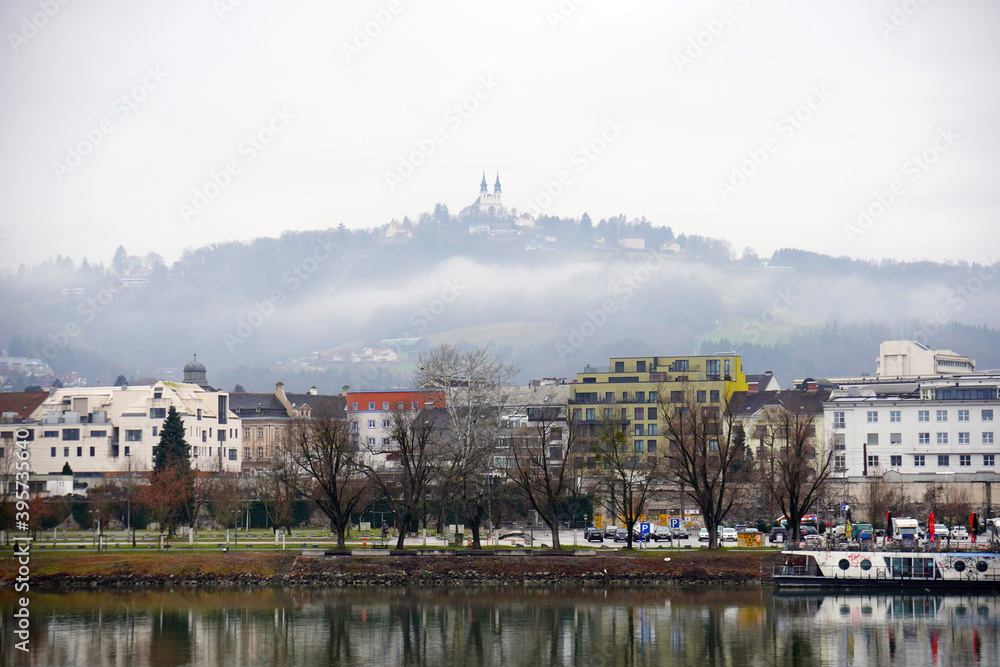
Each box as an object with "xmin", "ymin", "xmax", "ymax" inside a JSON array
[
  {"xmin": 368, "ymin": 402, "xmax": 375, "ymax": 410},
  {"xmin": 124, "ymin": 446, "xmax": 130, "ymax": 457},
  {"xmin": 125, "ymin": 430, "xmax": 142, "ymax": 442},
  {"xmin": 367, "ymin": 437, "xmax": 376, "ymax": 446},
  {"xmin": 647, "ymin": 439, "xmax": 656, "ymax": 452},
  {"xmin": 984, "ymin": 432, "xmax": 994, "ymax": 445},
  {"xmin": 635, "ymin": 391, "xmax": 645, "ymax": 403},
  {"xmin": 710, "ymin": 390, "xmax": 720, "ymax": 403},
  {"xmin": 397, "ymin": 402, "xmax": 404, "ymax": 410},
  {"xmin": 833, "ymin": 412, "xmax": 845, "ymax": 428},
  {"xmin": 63, "ymin": 447, "xmax": 69, "ymax": 457},
  {"xmin": 90, "ymin": 430, "xmax": 106, "ymax": 437},
  {"xmin": 697, "ymin": 391, "xmax": 707, "ymax": 404},
  {"xmin": 244, "ymin": 447, "xmax": 251, "ymax": 459},
  {"xmin": 867, "ymin": 455, "xmax": 879, "ymax": 469},
  {"xmin": 918, "ymin": 410, "xmax": 929, "ymax": 422},
  {"xmin": 572, "ymin": 409, "xmax": 582, "ymax": 420},
  {"xmin": 585, "ymin": 408, "xmax": 595, "ymax": 420},
  {"xmin": 919, "ymin": 432, "xmax": 930, "ymax": 444},
  {"xmin": 890, "ymin": 433, "xmax": 901, "ymax": 446},
  {"xmin": 914, "ymin": 455, "xmax": 925, "ymax": 467},
  {"xmin": 647, "ymin": 407, "xmax": 656, "ymax": 420},
  {"xmin": 62, "ymin": 428, "xmax": 80, "ymax": 441},
  {"xmin": 244, "ymin": 428, "xmax": 250, "ymax": 438},
  {"xmin": 202, "ymin": 432, "xmax": 207, "ymax": 442},
  {"xmin": 151, "ymin": 446, "xmax": 156, "ymax": 459},
  {"xmin": 634, "ymin": 440, "xmax": 644, "ymax": 452},
  {"xmin": 368, "ymin": 420, "xmax": 376, "ymax": 429},
  {"xmin": 636, "ymin": 360, "xmax": 646, "ymax": 372},
  {"xmin": 258, "ymin": 427, "xmax": 264, "ymax": 438},
  {"xmin": 634, "ymin": 407, "xmax": 643, "ymax": 419},
  {"xmin": 381, "ymin": 419, "xmax": 389, "ymax": 428},
  {"xmin": 76, "ymin": 446, "xmax": 82, "ymax": 457},
  {"xmin": 352, "ymin": 403, "xmax": 358, "ymax": 410},
  {"xmin": 89, "ymin": 446, "xmax": 95, "ymax": 457},
  {"xmin": 937, "ymin": 433, "xmax": 948, "ymax": 445},
  {"xmin": 958, "ymin": 409, "xmax": 970, "ymax": 422},
  {"xmin": 152, "ymin": 426, "xmax": 158, "ymax": 437},
  {"xmin": 832, "ymin": 433, "xmax": 845, "ymax": 451},
  {"xmin": 634, "ymin": 424, "xmax": 644, "ymax": 436},
  {"xmin": 936, "ymin": 410, "xmax": 948, "ymax": 422},
  {"xmin": 257, "ymin": 446, "xmax": 263, "ymax": 459},
  {"xmin": 44, "ymin": 430, "xmax": 58, "ymax": 438},
  {"xmin": 412, "ymin": 401, "xmax": 419, "ymax": 410},
  {"xmin": 937, "ymin": 455, "xmax": 949, "ymax": 467},
  {"xmin": 706, "ymin": 359, "xmax": 720, "ymax": 378},
  {"xmin": 382, "ymin": 402, "xmax": 390, "ymax": 410},
  {"xmin": 614, "ymin": 361, "xmax": 624, "ymax": 372},
  {"xmin": 983, "ymin": 409, "xmax": 994, "ymax": 422},
  {"xmin": 649, "ymin": 391, "xmax": 658, "ymax": 403},
  {"xmin": 985, "ymin": 455, "xmax": 995, "ymax": 466},
  {"xmin": 867, "ymin": 433, "xmax": 878, "ymax": 446},
  {"xmin": 834, "ymin": 454, "xmax": 845, "ymax": 472},
  {"xmin": 154, "ymin": 390, "xmax": 162, "ymax": 399},
  {"xmin": 671, "ymin": 391, "xmax": 683, "ymax": 404},
  {"xmin": 229, "ymin": 449, "xmax": 237, "ymax": 461},
  {"xmin": 648, "ymin": 424, "xmax": 657, "ymax": 436},
  {"xmin": 890, "ymin": 455, "xmax": 902, "ymax": 467},
  {"xmin": 959, "ymin": 455, "xmax": 971, "ymax": 466},
  {"xmin": 867, "ymin": 411, "xmax": 878, "ymax": 423},
  {"xmin": 958, "ymin": 432, "xmax": 970, "ymax": 444},
  {"xmin": 197, "ymin": 408, "xmax": 202, "ymax": 420},
  {"xmin": 890, "ymin": 410, "xmax": 901, "ymax": 423}
]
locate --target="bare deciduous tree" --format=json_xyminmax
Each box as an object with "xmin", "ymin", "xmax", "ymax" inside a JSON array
[
  {"xmin": 659, "ymin": 389, "xmax": 746, "ymax": 549},
  {"xmin": 364, "ymin": 406, "xmax": 441, "ymax": 549},
  {"xmin": 256, "ymin": 449, "xmax": 298, "ymax": 535},
  {"xmin": 414, "ymin": 343, "xmax": 518, "ymax": 549},
  {"xmin": 284, "ymin": 400, "xmax": 370, "ymax": 551},
  {"xmin": 505, "ymin": 407, "xmax": 577, "ymax": 549},
  {"xmin": 754, "ymin": 395, "xmax": 836, "ymax": 541},
  {"xmin": 592, "ymin": 420, "xmax": 665, "ymax": 549}
]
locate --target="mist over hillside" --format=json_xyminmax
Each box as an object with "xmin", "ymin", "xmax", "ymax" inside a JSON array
[{"xmin": 2, "ymin": 211, "xmax": 998, "ymax": 392}]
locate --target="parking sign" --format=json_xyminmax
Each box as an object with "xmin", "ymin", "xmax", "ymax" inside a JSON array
[
  {"xmin": 640, "ymin": 523, "xmax": 650, "ymax": 534},
  {"xmin": 670, "ymin": 518, "xmax": 680, "ymax": 529}
]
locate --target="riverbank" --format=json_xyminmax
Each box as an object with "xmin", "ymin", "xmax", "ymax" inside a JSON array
[{"xmin": 1, "ymin": 549, "xmax": 778, "ymax": 590}]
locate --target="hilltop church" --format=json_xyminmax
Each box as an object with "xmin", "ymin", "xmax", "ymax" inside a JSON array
[{"xmin": 460, "ymin": 172, "xmax": 507, "ymax": 218}]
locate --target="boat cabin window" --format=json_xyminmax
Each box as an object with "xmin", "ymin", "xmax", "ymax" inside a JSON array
[{"xmin": 889, "ymin": 557, "xmax": 935, "ymax": 578}]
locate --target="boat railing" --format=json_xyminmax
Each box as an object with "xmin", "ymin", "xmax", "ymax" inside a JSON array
[{"xmin": 783, "ymin": 539, "xmax": 1000, "ymax": 554}]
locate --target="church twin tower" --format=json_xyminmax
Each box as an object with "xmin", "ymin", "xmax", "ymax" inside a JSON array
[{"xmin": 461, "ymin": 171, "xmax": 506, "ymax": 218}]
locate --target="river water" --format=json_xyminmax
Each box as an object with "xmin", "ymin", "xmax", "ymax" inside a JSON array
[{"xmin": 1, "ymin": 587, "xmax": 997, "ymax": 666}]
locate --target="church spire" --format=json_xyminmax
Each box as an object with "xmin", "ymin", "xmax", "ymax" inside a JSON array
[
  {"xmin": 494, "ymin": 173, "xmax": 501, "ymax": 194},
  {"xmin": 480, "ymin": 171, "xmax": 488, "ymax": 193}
]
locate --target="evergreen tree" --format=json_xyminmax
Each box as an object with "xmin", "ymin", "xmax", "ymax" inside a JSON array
[
  {"xmin": 114, "ymin": 374, "xmax": 128, "ymax": 387},
  {"xmin": 154, "ymin": 406, "xmax": 191, "ymax": 473},
  {"xmin": 61, "ymin": 462, "xmax": 73, "ymax": 475},
  {"xmin": 233, "ymin": 384, "xmax": 246, "ymax": 393}
]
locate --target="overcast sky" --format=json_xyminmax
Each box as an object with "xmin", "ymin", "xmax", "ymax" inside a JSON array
[{"xmin": 1, "ymin": 0, "xmax": 998, "ymax": 272}]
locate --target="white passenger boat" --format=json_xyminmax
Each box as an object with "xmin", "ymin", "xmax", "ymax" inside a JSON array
[{"xmin": 774, "ymin": 545, "xmax": 1000, "ymax": 589}]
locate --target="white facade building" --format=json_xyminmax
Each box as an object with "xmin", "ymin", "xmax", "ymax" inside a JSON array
[
  {"xmin": 825, "ymin": 376, "xmax": 998, "ymax": 485},
  {"xmin": 875, "ymin": 340, "xmax": 975, "ymax": 377},
  {"xmin": 28, "ymin": 381, "xmax": 241, "ymax": 476}
]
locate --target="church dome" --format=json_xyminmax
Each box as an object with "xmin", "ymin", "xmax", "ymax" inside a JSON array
[{"xmin": 184, "ymin": 359, "xmax": 206, "ymax": 373}]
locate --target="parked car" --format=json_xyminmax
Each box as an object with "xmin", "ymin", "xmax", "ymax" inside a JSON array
[
  {"xmin": 721, "ymin": 527, "xmax": 738, "ymax": 543},
  {"xmin": 950, "ymin": 526, "xmax": 969, "ymax": 540},
  {"xmin": 698, "ymin": 528, "xmax": 710, "ymax": 542},
  {"xmin": 929, "ymin": 524, "xmax": 949, "ymax": 540},
  {"xmin": 604, "ymin": 526, "xmax": 618, "ymax": 539},
  {"xmin": 584, "ymin": 527, "xmax": 604, "ymax": 543},
  {"xmin": 648, "ymin": 525, "xmax": 673, "ymax": 542},
  {"xmin": 614, "ymin": 528, "xmax": 630, "ymax": 542},
  {"xmin": 769, "ymin": 527, "xmax": 788, "ymax": 544},
  {"xmin": 671, "ymin": 526, "xmax": 690, "ymax": 540}
]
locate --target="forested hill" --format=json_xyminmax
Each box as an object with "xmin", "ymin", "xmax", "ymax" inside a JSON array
[{"xmin": 2, "ymin": 210, "xmax": 998, "ymax": 392}]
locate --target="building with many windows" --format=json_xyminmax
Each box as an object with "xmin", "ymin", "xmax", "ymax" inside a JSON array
[
  {"xmin": 876, "ymin": 340, "xmax": 975, "ymax": 377},
  {"xmin": 568, "ymin": 354, "xmax": 749, "ymax": 527},
  {"xmin": 27, "ymin": 381, "xmax": 242, "ymax": 478},
  {"xmin": 825, "ymin": 375, "xmax": 1000, "ymax": 509},
  {"xmin": 345, "ymin": 389, "xmax": 445, "ymax": 454}
]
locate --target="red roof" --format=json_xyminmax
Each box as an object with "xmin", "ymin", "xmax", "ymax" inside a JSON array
[{"xmin": 0, "ymin": 391, "xmax": 49, "ymax": 420}]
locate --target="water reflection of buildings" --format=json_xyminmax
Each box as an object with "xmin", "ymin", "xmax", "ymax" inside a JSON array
[
  {"xmin": 5, "ymin": 589, "xmax": 999, "ymax": 666},
  {"xmin": 774, "ymin": 593, "xmax": 1000, "ymax": 666}
]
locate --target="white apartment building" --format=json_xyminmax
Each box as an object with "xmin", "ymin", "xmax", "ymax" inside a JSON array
[
  {"xmin": 875, "ymin": 340, "xmax": 975, "ymax": 377},
  {"xmin": 28, "ymin": 381, "xmax": 242, "ymax": 476},
  {"xmin": 825, "ymin": 376, "xmax": 998, "ymax": 491}
]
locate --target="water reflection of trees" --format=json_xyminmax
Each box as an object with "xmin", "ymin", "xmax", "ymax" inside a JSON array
[{"xmin": 2, "ymin": 588, "xmax": 999, "ymax": 666}]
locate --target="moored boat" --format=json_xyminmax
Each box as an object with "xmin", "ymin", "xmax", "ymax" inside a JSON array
[{"xmin": 774, "ymin": 544, "xmax": 1000, "ymax": 589}]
